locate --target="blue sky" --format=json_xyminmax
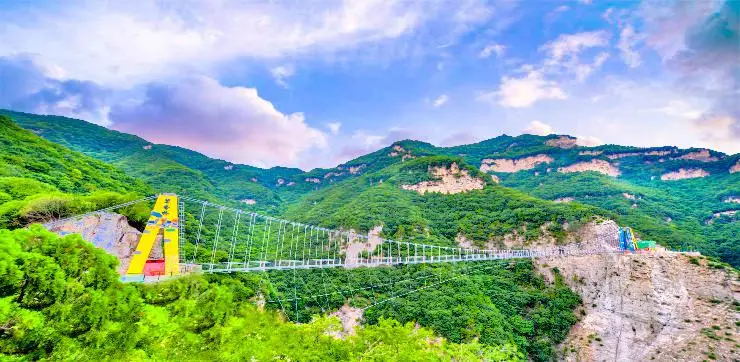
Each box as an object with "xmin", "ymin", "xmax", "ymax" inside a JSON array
[{"xmin": 0, "ymin": 0, "xmax": 737, "ymax": 169}]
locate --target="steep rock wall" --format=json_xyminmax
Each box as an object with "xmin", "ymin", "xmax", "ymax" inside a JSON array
[{"xmin": 536, "ymin": 253, "xmax": 739, "ymax": 361}]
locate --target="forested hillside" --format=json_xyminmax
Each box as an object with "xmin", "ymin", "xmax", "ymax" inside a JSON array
[
  {"xmin": 0, "ymin": 226, "xmax": 528, "ymax": 361},
  {"xmin": 4, "ymin": 109, "xmax": 737, "ymax": 266},
  {"xmin": 0, "ymin": 115, "xmax": 150, "ymax": 229},
  {"xmin": 1, "ymin": 110, "xmax": 293, "ymax": 212},
  {"xmin": 0, "ymin": 113, "xmax": 591, "ymax": 360}
]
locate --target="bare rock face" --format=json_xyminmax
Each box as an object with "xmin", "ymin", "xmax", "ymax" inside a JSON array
[
  {"xmin": 537, "ymin": 253, "xmax": 739, "ymax": 362},
  {"xmin": 479, "ymin": 154, "xmax": 553, "ymax": 173},
  {"xmin": 401, "ymin": 163, "xmax": 485, "ymax": 195},
  {"xmin": 344, "ymin": 226, "xmax": 384, "ymax": 268},
  {"xmin": 46, "ymin": 212, "xmax": 152, "ymax": 274},
  {"xmin": 329, "ymin": 304, "xmax": 364, "ymax": 337},
  {"xmin": 579, "ymin": 150, "xmax": 603, "ymax": 156},
  {"xmin": 388, "ymin": 145, "xmax": 414, "ymax": 160},
  {"xmin": 706, "ymin": 210, "xmax": 738, "ymax": 224},
  {"xmin": 731, "ymin": 161, "xmax": 740, "ymax": 174},
  {"xmin": 622, "ymin": 193, "xmax": 636, "ymax": 200},
  {"xmin": 554, "ymin": 197, "xmax": 575, "ymax": 203},
  {"xmin": 348, "ymin": 164, "xmax": 366, "ymax": 174},
  {"xmin": 660, "ymin": 168, "xmax": 709, "ymax": 180},
  {"xmin": 607, "ymin": 150, "xmax": 673, "ymax": 159},
  {"xmin": 674, "ymin": 149, "xmax": 718, "ymax": 162},
  {"xmin": 558, "ymin": 159, "xmax": 621, "ymax": 177},
  {"xmin": 546, "ymin": 136, "xmax": 578, "ymax": 148},
  {"xmin": 456, "ymin": 220, "xmax": 620, "ymax": 250}
]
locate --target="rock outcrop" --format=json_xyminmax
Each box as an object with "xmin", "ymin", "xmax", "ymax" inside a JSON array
[
  {"xmin": 674, "ymin": 149, "xmax": 718, "ymax": 162},
  {"xmin": 554, "ymin": 197, "xmax": 575, "ymax": 203},
  {"xmin": 46, "ymin": 212, "xmax": 148, "ymax": 274},
  {"xmin": 579, "ymin": 150, "xmax": 603, "ymax": 156},
  {"xmin": 660, "ymin": 168, "xmax": 709, "ymax": 180},
  {"xmin": 401, "ymin": 163, "xmax": 485, "ymax": 195},
  {"xmin": 329, "ymin": 304, "xmax": 364, "ymax": 337},
  {"xmin": 537, "ymin": 253, "xmax": 739, "ymax": 362},
  {"xmin": 389, "ymin": 145, "xmax": 415, "ymax": 160},
  {"xmin": 731, "ymin": 161, "xmax": 740, "ymax": 174},
  {"xmin": 344, "ymin": 226, "xmax": 384, "ymax": 268},
  {"xmin": 706, "ymin": 210, "xmax": 738, "ymax": 224},
  {"xmin": 348, "ymin": 164, "xmax": 366, "ymax": 174},
  {"xmin": 456, "ymin": 220, "xmax": 620, "ymax": 250},
  {"xmin": 606, "ymin": 150, "xmax": 673, "ymax": 159},
  {"xmin": 546, "ymin": 136, "xmax": 578, "ymax": 149},
  {"xmin": 479, "ymin": 154, "xmax": 553, "ymax": 173},
  {"xmin": 558, "ymin": 159, "xmax": 621, "ymax": 177}
]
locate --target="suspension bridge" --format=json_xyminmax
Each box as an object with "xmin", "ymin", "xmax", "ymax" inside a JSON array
[
  {"xmin": 42, "ymin": 193, "xmax": 649, "ymax": 315},
  {"xmin": 45, "ymin": 194, "xmax": 630, "ymax": 281}
]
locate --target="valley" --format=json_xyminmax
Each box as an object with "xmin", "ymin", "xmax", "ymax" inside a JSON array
[{"xmin": 0, "ymin": 111, "xmax": 737, "ymax": 361}]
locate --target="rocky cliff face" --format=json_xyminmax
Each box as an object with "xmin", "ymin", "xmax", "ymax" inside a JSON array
[
  {"xmin": 46, "ymin": 212, "xmax": 159, "ymax": 274},
  {"xmin": 558, "ymin": 159, "xmax": 621, "ymax": 177},
  {"xmin": 535, "ymin": 253, "xmax": 739, "ymax": 361},
  {"xmin": 401, "ymin": 163, "xmax": 486, "ymax": 195},
  {"xmin": 479, "ymin": 154, "xmax": 553, "ymax": 173},
  {"xmin": 660, "ymin": 168, "xmax": 710, "ymax": 180}
]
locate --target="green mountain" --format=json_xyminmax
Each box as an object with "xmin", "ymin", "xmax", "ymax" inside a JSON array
[
  {"xmin": 1, "ymin": 110, "xmax": 737, "ymax": 361},
  {"xmin": 4, "ymin": 109, "xmax": 737, "ymax": 267},
  {"xmin": 1, "ymin": 110, "xmax": 295, "ymax": 212},
  {"xmin": 0, "ymin": 115, "xmax": 151, "ymax": 228},
  {"xmin": 0, "ymin": 112, "xmax": 583, "ymax": 360}
]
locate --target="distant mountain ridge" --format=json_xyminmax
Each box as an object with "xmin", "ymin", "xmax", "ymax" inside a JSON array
[{"xmin": 2, "ymin": 109, "xmax": 738, "ymax": 267}]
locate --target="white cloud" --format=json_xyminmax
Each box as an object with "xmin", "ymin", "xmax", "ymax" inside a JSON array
[
  {"xmin": 270, "ymin": 65, "xmax": 295, "ymax": 88},
  {"xmin": 575, "ymin": 135, "xmax": 604, "ymax": 146},
  {"xmin": 326, "ymin": 122, "xmax": 342, "ymax": 135},
  {"xmin": 110, "ymin": 76, "xmax": 327, "ymax": 168},
  {"xmin": 479, "ymin": 43, "xmax": 505, "ymax": 58},
  {"xmin": 617, "ymin": 24, "xmax": 642, "ymax": 68},
  {"xmin": 545, "ymin": 5, "xmax": 570, "ymax": 23},
  {"xmin": 523, "ymin": 120, "xmax": 555, "ymax": 136},
  {"xmin": 483, "ymin": 70, "xmax": 567, "ymax": 108},
  {"xmin": 0, "ymin": 0, "xmax": 502, "ymax": 87},
  {"xmin": 540, "ymin": 31, "xmax": 609, "ymax": 64},
  {"xmin": 691, "ymin": 115, "xmax": 740, "ymax": 154},
  {"xmin": 432, "ymin": 94, "xmax": 449, "ymax": 107},
  {"xmin": 655, "ymin": 100, "xmax": 704, "ymax": 119},
  {"xmin": 573, "ymin": 52, "xmax": 609, "ymax": 81}
]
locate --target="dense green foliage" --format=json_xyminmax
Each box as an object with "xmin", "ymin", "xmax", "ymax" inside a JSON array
[
  {"xmin": 0, "ymin": 116, "xmax": 151, "ymax": 229},
  {"xmin": 284, "ymin": 157, "xmax": 602, "ymax": 247},
  {"xmin": 1, "ymin": 110, "xmax": 292, "ymax": 212},
  {"xmin": 0, "ymin": 116, "xmax": 148, "ymax": 195},
  {"xmin": 0, "ymin": 226, "xmax": 526, "ymax": 361},
  {"xmin": 1, "ymin": 109, "xmax": 736, "ymax": 360},
  {"xmin": 499, "ymin": 170, "xmax": 739, "ymax": 265},
  {"xmin": 265, "ymin": 260, "xmax": 580, "ymax": 360}
]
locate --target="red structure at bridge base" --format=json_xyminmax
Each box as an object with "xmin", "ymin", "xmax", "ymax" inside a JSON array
[{"xmin": 143, "ymin": 259, "xmax": 166, "ymax": 276}]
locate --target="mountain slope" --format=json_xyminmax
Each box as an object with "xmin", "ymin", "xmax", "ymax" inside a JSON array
[
  {"xmin": 3, "ymin": 109, "xmax": 737, "ymax": 266},
  {"xmin": 1, "ymin": 110, "xmax": 293, "ymax": 211},
  {"xmin": 0, "ymin": 115, "xmax": 151, "ymax": 228},
  {"xmin": 283, "ymin": 156, "xmax": 603, "ymax": 247}
]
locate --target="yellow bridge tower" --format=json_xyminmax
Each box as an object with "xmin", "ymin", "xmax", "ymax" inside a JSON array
[{"xmin": 126, "ymin": 194, "xmax": 180, "ymax": 277}]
